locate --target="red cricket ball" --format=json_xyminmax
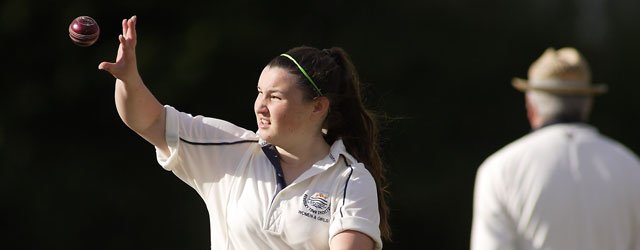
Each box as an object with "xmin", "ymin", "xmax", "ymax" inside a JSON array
[{"xmin": 68, "ymin": 16, "xmax": 100, "ymax": 47}]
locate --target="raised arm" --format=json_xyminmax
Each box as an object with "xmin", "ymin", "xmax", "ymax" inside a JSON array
[{"xmin": 99, "ymin": 16, "xmax": 168, "ymax": 155}]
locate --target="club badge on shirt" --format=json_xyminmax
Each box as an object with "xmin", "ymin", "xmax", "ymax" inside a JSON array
[{"xmin": 299, "ymin": 191, "xmax": 331, "ymax": 223}]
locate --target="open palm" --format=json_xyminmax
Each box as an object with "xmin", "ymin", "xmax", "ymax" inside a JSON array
[{"xmin": 99, "ymin": 16, "xmax": 139, "ymax": 83}]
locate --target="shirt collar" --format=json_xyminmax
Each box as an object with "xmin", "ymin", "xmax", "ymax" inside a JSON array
[{"xmin": 535, "ymin": 115, "xmax": 585, "ymax": 131}]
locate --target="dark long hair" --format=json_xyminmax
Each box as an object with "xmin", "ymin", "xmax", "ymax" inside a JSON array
[{"xmin": 268, "ymin": 46, "xmax": 391, "ymax": 240}]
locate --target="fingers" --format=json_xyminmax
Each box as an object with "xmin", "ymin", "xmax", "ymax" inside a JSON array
[
  {"xmin": 98, "ymin": 62, "xmax": 112, "ymax": 71},
  {"xmin": 119, "ymin": 33, "xmax": 134, "ymax": 51},
  {"xmin": 121, "ymin": 15, "xmax": 137, "ymax": 38},
  {"xmin": 122, "ymin": 18, "xmax": 128, "ymax": 37},
  {"xmin": 99, "ymin": 15, "xmax": 138, "ymax": 77},
  {"xmin": 129, "ymin": 15, "xmax": 137, "ymax": 41},
  {"xmin": 98, "ymin": 62, "xmax": 119, "ymax": 78},
  {"xmin": 119, "ymin": 16, "xmax": 137, "ymax": 49}
]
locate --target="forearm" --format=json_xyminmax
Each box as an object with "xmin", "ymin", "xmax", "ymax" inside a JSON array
[
  {"xmin": 100, "ymin": 16, "xmax": 168, "ymax": 154},
  {"xmin": 330, "ymin": 230, "xmax": 375, "ymax": 250},
  {"xmin": 114, "ymin": 75, "xmax": 167, "ymax": 152}
]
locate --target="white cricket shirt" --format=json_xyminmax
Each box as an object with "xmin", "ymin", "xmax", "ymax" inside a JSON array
[
  {"xmin": 156, "ymin": 105, "xmax": 382, "ymax": 250},
  {"xmin": 471, "ymin": 123, "xmax": 640, "ymax": 250}
]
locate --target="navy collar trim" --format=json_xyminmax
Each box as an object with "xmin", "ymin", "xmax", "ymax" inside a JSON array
[{"xmin": 261, "ymin": 144, "xmax": 287, "ymax": 191}]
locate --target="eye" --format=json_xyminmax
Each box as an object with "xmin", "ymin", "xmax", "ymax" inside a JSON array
[{"xmin": 270, "ymin": 95, "xmax": 282, "ymax": 100}]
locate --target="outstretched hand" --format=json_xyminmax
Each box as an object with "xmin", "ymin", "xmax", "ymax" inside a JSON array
[{"xmin": 99, "ymin": 16, "xmax": 139, "ymax": 82}]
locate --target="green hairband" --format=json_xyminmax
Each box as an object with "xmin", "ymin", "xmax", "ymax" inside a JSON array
[{"xmin": 280, "ymin": 53, "xmax": 323, "ymax": 96}]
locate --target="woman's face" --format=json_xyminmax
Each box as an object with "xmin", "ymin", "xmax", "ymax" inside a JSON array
[{"xmin": 254, "ymin": 66, "xmax": 317, "ymax": 146}]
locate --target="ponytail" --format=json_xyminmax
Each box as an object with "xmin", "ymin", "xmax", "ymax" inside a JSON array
[{"xmin": 324, "ymin": 48, "xmax": 392, "ymax": 241}]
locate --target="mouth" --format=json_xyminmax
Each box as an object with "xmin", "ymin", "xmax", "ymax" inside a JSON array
[{"xmin": 258, "ymin": 117, "xmax": 271, "ymax": 128}]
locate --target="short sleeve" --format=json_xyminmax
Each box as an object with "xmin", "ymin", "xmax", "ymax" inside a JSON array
[
  {"xmin": 156, "ymin": 105, "xmax": 181, "ymax": 170},
  {"xmin": 470, "ymin": 157, "xmax": 517, "ymax": 250},
  {"xmin": 154, "ymin": 105, "xmax": 259, "ymax": 195},
  {"xmin": 329, "ymin": 163, "xmax": 383, "ymax": 249}
]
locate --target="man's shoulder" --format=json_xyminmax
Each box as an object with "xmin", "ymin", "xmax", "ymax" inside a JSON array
[
  {"xmin": 493, "ymin": 123, "xmax": 594, "ymax": 155},
  {"xmin": 477, "ymin": 128, "xmax": 556, "ymax": 172}
]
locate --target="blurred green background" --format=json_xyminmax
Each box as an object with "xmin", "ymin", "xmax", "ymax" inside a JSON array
[{"xmin": 2, "ymin": 0, "xmax": 640, "ymax": 249}]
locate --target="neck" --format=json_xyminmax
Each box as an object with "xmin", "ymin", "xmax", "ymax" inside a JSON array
[
  {"xmin": 276, "ymin": 134, "xmax": 331, "ymax": 169},
  {"xmin": 535, "ymin": 115, "xmax": 585, "ymax": 130}
]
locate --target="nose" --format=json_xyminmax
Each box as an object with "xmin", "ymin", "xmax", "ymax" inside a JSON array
[{"xmin": 254, "ymin": 95, "xmax": 268, "ymax": 114}]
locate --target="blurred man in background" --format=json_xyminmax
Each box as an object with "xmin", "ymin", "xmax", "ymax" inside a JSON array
[{"xmin": 471, "ymin": 47, "xmax": 640, "ymax": 250}]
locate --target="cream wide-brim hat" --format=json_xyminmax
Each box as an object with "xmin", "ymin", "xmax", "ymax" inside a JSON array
[{"xmin": 512, "ymin": 47, "xmax": 608, "ymax": 95}]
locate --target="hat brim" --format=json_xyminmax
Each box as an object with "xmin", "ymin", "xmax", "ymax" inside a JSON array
[{"xmin": 512, "ymin": 78, "xmax": 608, "ymax": 95}]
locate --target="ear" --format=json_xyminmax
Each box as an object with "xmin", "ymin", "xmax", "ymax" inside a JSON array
[
  {"xmin": 312, "ymin": 96, "xmax": 330, "ymax": 117},
  {"xmin": 525, "ymin": 95, "xmax": 540, "ymax": 129}
]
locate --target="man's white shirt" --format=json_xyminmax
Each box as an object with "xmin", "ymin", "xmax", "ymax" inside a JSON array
[{"xmin": 471, "ymin": 123, "xmax": 640, "ymax": 250}]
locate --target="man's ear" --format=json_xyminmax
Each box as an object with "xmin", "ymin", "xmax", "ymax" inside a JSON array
[{"xmin": 525, "ymin": 94, "xmax": 539, "ymax": 129}]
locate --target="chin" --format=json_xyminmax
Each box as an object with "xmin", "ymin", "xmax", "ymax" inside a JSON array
[{"xmin": 257, "ymin": 131, "xmax": 273, "ymax": 141}]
